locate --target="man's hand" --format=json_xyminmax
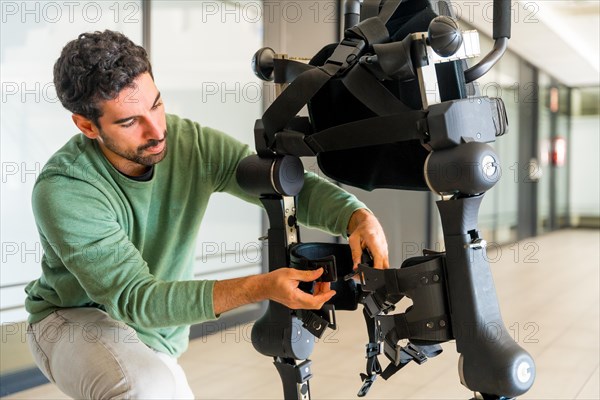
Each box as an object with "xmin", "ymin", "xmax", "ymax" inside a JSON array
[
  {"xmin": 347, "ymin": 208, "xmax": 389, "ymax": 270},
  {"xmin": 264, "ymin": 268, "xmax": 336, "ymax": 310},
  {"xmin": 213, "ymin": 268, "xmax": 335, "ymax": 315}
]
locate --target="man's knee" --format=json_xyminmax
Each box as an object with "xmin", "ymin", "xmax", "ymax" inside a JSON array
[{"xmin": 31, "ymin": 309, "xmax": 179, "ymax": 399}]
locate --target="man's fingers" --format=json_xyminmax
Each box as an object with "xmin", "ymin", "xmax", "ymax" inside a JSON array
[
  {"xmin": 349, "ymin": 234, "xmax": 363, "ymax": 270},
  {"xmin": 294, "ymin": 268, "xmax": 324, "ymax": 282},
  {"xmin": 301, "ymin": 289, "xmax": 336, "ymax": 310},
  {"xmin": 313, "ymin": 281, "xmax": 331, "ymax": 295},
  {"xmin": 372, "ymin": 249, "xmax": 390, "ymax": 269}
]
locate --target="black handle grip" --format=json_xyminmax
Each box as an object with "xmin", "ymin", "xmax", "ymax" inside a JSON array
[{"xmin": 493, "ymin": 0, "xmax": 512, "ymax": 39}]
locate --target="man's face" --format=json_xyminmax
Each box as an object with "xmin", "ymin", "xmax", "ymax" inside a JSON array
[{"xmin": 94, "ymin": 72, "xmax": 168, "ymax": 175}]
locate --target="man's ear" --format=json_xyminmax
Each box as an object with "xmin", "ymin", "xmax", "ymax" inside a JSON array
[{"xmin": 72, "ymin": 114, "xmax": 100, "ymax": 139}]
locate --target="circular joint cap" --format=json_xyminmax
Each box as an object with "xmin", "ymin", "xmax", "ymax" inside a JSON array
[
  {"xmin": 273, "ymin": 156, "xmax": 304, "ymax": 196},
  {"xmin": 428, "ymin": 16, "xmax": 463, "ymax": 57},
  {"xmin": 251, "ymin": 47, "xmax": 275, "ymax": 81}
]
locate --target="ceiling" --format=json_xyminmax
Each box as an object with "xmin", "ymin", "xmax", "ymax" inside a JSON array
[{"xmin": 454, "ymin": 0, "xmax": 600, "ymax": 87}]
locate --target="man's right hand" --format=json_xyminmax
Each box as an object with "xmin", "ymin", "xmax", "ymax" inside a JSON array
[
  {"xmin": 264, "ymin": 268, "xmax": 336, "ymax": 310},
  {"xmin": 212, "ymin": 268, "xmax": 335, "ymax": 316}
]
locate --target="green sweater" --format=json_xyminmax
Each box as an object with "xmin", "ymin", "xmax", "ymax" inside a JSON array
[{"xmin": 25, "ymin": 114, "xmax": 366, "ymax": 357}]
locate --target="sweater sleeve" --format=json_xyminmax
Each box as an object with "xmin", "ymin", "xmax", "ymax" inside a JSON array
[
  {"xmin": 32, "ymin": 176, "xmax": 217, "ymax": 328},
  {"xmin": 200, "ymin": 127, "xmax": 368, "ymax": 238}
]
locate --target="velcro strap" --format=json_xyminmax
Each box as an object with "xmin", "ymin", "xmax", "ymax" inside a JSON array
[
  {"xmin": 379, "ymin": 313, "xmax": 449, "ymax": 357},
  {"xmin": 380, "ymin": 341, "xmax": 443, "ymax": 380},
  {"xmin": 306, "ymin": 112, "xmax": 427, "ymax": 154},
  {"xmin": 273, "ymin": 59, "xmax": 316, "ymax": 84},
  {"xmin": 360, "ymin": 0, "xmax": 381, "ymax": 21},
  {"xmin": 262, "ymin": 66, "xmax": 335, "ymax": 141},
  {"xmin": 378, "ymin": 0, "xmax": 404, "ymax": 24},
  {"xmin": 380, "ymin": 358, "xmax": 410, "ymax": 380},
  {"xmin": 342, "ymin": 65, "xmax": 413, "ymax": 116},
  {"xmin": 360, "ymin": 0, "xmax": 403, "ymax": 25},
  {"xmin": 349, "ymin": 16, "xmax": 390, "ymax": 46},
  {"xmin": 357, "ymin": 307, "xmax": 383, "ymax": 397}
]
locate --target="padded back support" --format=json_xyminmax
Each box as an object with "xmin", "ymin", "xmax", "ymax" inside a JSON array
[{"xmin": 307, "ymin": 0, "xmax": 468, "ymax": 191}]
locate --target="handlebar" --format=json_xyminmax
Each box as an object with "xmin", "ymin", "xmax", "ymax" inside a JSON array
[{"xmin": 465, "ymin": 0, "xmax": 512, "ymax": 82}]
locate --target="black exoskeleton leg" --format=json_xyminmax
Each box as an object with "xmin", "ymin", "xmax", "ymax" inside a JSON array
[{"xmin": 438, "ymin": 196, "xmax": 535, "ymax": 397}]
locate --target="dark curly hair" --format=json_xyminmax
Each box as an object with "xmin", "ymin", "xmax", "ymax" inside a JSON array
[{"xmin": 53, "ymin": 30, "xmax": 152, "ymax": 127}]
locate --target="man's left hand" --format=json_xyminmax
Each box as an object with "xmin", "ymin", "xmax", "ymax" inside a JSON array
[{"xmin": 347, "ymin": 208, "xmax": 389, "ymax": 270}]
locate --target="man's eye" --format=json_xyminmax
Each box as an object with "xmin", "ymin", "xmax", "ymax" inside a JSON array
[
  {"xmin": 151, "ymin": 101, "xmax": 163, "ymax": 110},
  {"xmin": 121, "ymin": 120, "xmax": 136, "ymax": 128}
]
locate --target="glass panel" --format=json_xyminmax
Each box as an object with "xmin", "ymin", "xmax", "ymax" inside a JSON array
[
  {"xmin": 570, "ymin": 87, "xmax": 600, "ymax": 227},
  {"xmin": 555, "ymin": 85, "xmax": 570, "ymax": 227},
  {"xmin": 537, "ymin": 72, "xmax": 552, "ymax": 233},
  {"xmin": 492, "ymin": 51, "xmax": 520, "ymax": 244},
  {"xmin": 150, "ymin": 1, "xmax": 264, "ymax": 279},
  {"xmin": 0, "ymin": 0, "xmax": 142, "ymax": 373},
  {"xmin": 472, "ymin": 43, "xmax": 520, "ymax": 244}
]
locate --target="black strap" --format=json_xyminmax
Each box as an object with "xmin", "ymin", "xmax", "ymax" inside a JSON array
[
  {"xmin": 360, "ymin": 0, "xmax": 381, "ymax": 21},
  {"xmin": 342, "ymin": 65, "xmax": 413, "ymax": 116},
  {"xmin": 273, "ymin": 59, "xmax": 317, "ymax": 84},
  {"xmin": 262, "ymin": 0, "xmax": 404, "ymax": 142},
  {"xmin": 306, "ymin": 112, "xmax": 427, "ymax": 154},
  {"xmin": 361, "ymin": 0, "xmax": 403, "ymax": 25},
  {"xmin": 379, "ymin": 0, "xmax": 404, "ymax": 24},
  {"xmin": 262, "ymin": 65, "xmax": 337, "ymax": 141},
  {"xmin": 348, "ymin": 16, "xmax": 390, "ymax": 46},
  {"xmin": 358, "ymin": 307, "xmax": 382, "ymax": 397},
  {"xmin": 380, "ymin": 356, "xmax": 411, "ymax": 380}
]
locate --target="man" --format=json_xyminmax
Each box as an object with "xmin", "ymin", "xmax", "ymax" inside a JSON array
[{"xmin": 25, "ymin": 30, "xmax": 389, "ymax": 399}]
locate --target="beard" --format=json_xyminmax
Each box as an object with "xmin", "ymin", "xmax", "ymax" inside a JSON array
[{"xmin": 99, "ymin": 129, "xmax": 168, "ymax": 167}]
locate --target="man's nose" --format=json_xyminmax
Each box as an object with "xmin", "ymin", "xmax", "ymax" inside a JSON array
[{"xmin": 143, "ymin": 116, "xmax": 164, "ymax": 140}]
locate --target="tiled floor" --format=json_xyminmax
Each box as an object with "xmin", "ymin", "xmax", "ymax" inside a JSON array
[{"xmin": 4, "ymin": 229, "xmax": 599, "ymax": 399}]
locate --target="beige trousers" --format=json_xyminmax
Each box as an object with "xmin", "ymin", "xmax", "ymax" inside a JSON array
[{"xmin": 26, "ymin": 308, "xmax": 195, "ymax": 399}]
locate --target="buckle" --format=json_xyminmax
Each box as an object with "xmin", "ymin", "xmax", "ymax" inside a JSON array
[
  {"xmin": 310, "ymin": 255, "xmax": 337, "ymax": 282},
  {"xmin": 300, "ymin": 255, "xmax": 337, "ymax": 282},
  {"xmin": 357, "ymin": 373, "xmax": 377, "ymax": 397},
  {"xmin": 402, "ymin": 343, "xmax": 428, "ymax": 365},
  {"xmin": 355, "ymin": 264, "xmax": 384, "ymax": 291},
  {"xmin": 297, "ymin": 305, "xmax": 336, "ymax": 338},
  {"xmin": 384, "ymin": 340, "xmax": 429, "ymax": 366},
  {"xmin": 298, "ymin": 310, "xmax": 328, "ymax": 338},
  {"xmin": 361, "ymin": 293, "xmax": 384, "ymax": 318},
  {"xmin": 366, "ymin": 342, "xmax": 382, "ymax": 358},
  {"xmin": 325, "ymin": 39, "xmax": 366, "ymax": 73}
]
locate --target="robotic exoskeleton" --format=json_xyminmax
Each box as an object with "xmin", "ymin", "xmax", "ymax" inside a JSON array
[{"xmin": 235, "ymin": 0, "xmax": 536, "ymax": 399}]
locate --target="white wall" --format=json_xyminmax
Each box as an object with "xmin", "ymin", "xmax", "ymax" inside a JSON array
[{"xmin": 1, "ymin": 1, "xmax": 144, "ymax": 324}]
